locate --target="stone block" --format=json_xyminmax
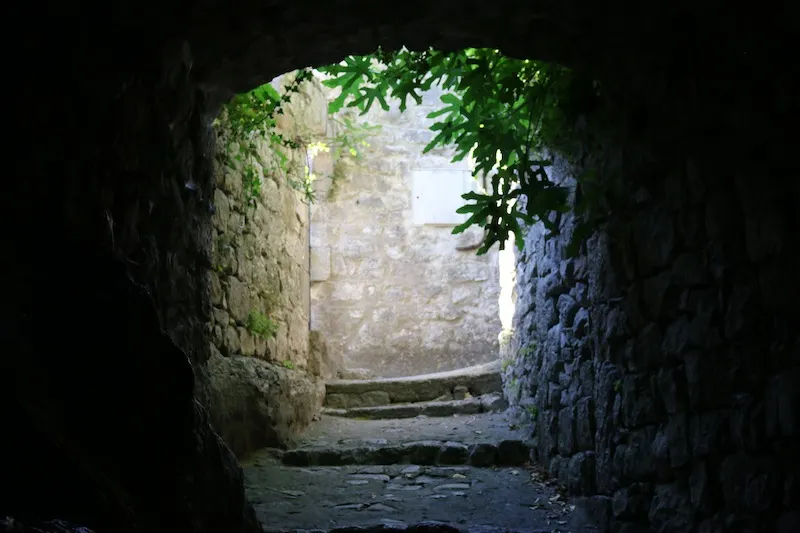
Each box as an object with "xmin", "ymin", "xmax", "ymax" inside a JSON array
[
  {"xmin": 632, "ymin": 207, "xmax": 675, "ymax": 275},
  {"xmin": 570, "ymin": 495, "xmax": 612, "ymax": 532},
  {"xmin": 671, "ymin": 253, "xmax": 708, "ymax": 286},
  {"xmin": 567, "ymin": 451, "xmax": 597, "ymax": 494},
  {"xmin": 622, "ymin": 427, "xmax": 658, "ymax": 481},
  {"xmin": 239, "ymin": 327, "xmax": 255, "ymax": 356},
  {"xmin": 665, "ymin": 412, "xmax": 690, "ymax": 468},
  {"xmin": 655, "ymin": 365, "xmax": 687, "ymax": 415},
  {"xmin": 631, "ymin": 323, "xmax": 663, "ymax": 371},
  {"xmin": 575, "ymin": 397, "xmax": 596, "ymax": 451},
  {"xmin": 468, "ymin": 443, "xmax": 498, "ymax": 467},
  {"xmin": 729, "ymin": 393, "xmax": 766, "ymax": 452},
  {"xmin": 437, "ymin": 441, "xmax": 469, "ymax": 465},
  {"xmin": 765, "ymin": 368, "xmax": 800, "ymax": 438},
  {"xmin": 558, "ymin": 406, "xmax": 576, "ymax": 456},
  {"xmin": 309, "ymin": 246, "xmax": 331, "ymax": 281},
  {"xmin": 689, "ymin": 461, "xmax": 710, "ymax": 513},
  {"xmin": 224, "ymin": 326, "xmax": 241, "ymax": 356},
  {"xmin": 401, "ymin": 441, "xmax": 442, "ymax": 465},
  {"xmin": 226, "ymin": 276, "xmax": 251, "ymax": 324},
  {"xmin": 642, "ymin": 271, "xmax": 671, "ymax": 321},
  {"xmin": 719, "ymin": 452, "xmax": 781, "ymax": 513},
  {"xmin": 612, "ymin": 482, "xmax": 653, "ymax": 519},
  {"xmin": 690, "ymin": 411, "xmax": 729, "ymax": 457},
  {"xmin": 207, "ymin": 354, "xmax": 325, "ymax": 458},
  {"xmin": 648, "ymin": 484, "xmax": 694, "ymax": 533},
  {"xmin": 621, "ymin": 375, "xmax": 658, "ymax": 427},
  {"xmin": 496, "ymin": 440, "xmax": 529, "ymax": 466},
  {"xmin": 210, "ymin": 271, "xmax": 224, "ymax": 306},
  {"xmin": 661, "ymin": 315, "xmax": 690, "ymax": 357},
  {"xmin": 549, "ymin": 455, "xmax": 564, "ymax": 479}
]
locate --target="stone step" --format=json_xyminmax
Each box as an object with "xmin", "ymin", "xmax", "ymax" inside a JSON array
[
  {"xmin": 279, "ymin": 438, "xmax": 532, "ymax": 467},
  {"xmin": 324, "ymin": 361, "xmax": 503, "ymax": 409},
  {"xmin": 323, "ymin": 393, "xmax": 507, "ymax": 420}
]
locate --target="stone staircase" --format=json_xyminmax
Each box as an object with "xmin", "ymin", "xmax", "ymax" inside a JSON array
[
  {"xmin": 239, "ymin": 361, "xmax": 592, "ymax": 532},
  {"xmin": 322, "ymin": 361, "xmax": 508, "ymax": 420}
]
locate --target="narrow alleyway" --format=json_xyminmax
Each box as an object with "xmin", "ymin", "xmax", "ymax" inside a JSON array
[{"xmin": 242, "ymin": 364, "xmax": 589, "ymax": 533}]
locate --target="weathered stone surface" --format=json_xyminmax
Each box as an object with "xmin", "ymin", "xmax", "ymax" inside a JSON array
[
  {"xmin": 569, "ymin": 496, "xmax": 612, "ymax": 532},
  {"xmin": 309, "ymin": 81, "xmax": 507, "ymax": 377},
  {"xmin": 719, "ymin": 452, "xmax": 781, "ymax": 513},
  {"xmin": 10, "ymin": 4, "xmax": 798, "ymax": 533},
  {"xmin": 403, "ymin": 442, "xmax": 445, "ymax": 465},
  {"xmin": 206, "ymin": 77, "xmax": 327, "ymax": 460},
  {"xmin": 479, "ymin": 393, "xmax": 509, "ymax": 412},
  {"xmin": 504, "ymin": 145, "xmax": 798, "ymax": 533},
  {"xmin": 208, "ymin": 353, "xmax": 325, "ymax": 457},
  {"xmin": 309, "ymin": 330, "xmax": 343, "ymax": 380},
  {"xmin": 322, "ymin": 394, "xmax": 504, "ymax": 420},
  {"xmin": 468, "ymin": 443, "xmax": 498, "ymax": 467},
  {"xmin": 566, "ymin": 451, "xmax": 596, "ymax": 494},
  {"xmin": 437, "ymin": 442, "xmax": 470, "ymax": 465},
  {"xmin": 338, "ymin": 368, "xmax": 376, "ymax": 380},
  {"xmin": 612, "ymin": 483, "xmax": 653, "ymax": 520},
  {"xmin": 496, "ymin": 440, "xmax": 530, "ymax": 466},
  {"xmin": 326, "ymin": 391, "xmax": 392, "ymax": 409},
  {"xmin": 245, "ymin": 453, "xmax": 582, "ymax": 531},
  {"xmin": 310, "ymin": 246, "xmax": 331, "ymax": 282},
  {"xmin": 325, "ymin": 362, "xmax": 502, "ymax": 405},
  {"xmin": 648, "ymin": 484, "xmax": 693, "ymax": 533},
  {"xmin": 280, "ymin": 437, "xmax": 529, "ymax": 469}
]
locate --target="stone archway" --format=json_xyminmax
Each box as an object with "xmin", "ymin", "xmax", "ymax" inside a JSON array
[{"xmin": 4, "ymin": 2, "xmax": 797, "ymax": 532}]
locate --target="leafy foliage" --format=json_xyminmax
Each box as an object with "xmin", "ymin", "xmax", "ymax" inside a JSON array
[
  {"xmin": 215, "ymin": 71, "xmax": 315, "ymax": 207},
  {"xmin": 246, "ymin": 310, "xmax": 279, "ymax": 339},
  {"xmin": 305, "ymin": 115, "xmax": 382, "ymax": 199},
  {"xmin": 328, "ymin": 116, "xmax": 382, "ymax": 161},
  {"xmin": 318, "ymin": 48, "xmax": 600, "ymax": 255},
  {"xmin": 215, "ymin": 70, "xmax": 381, "ymax": 209}
]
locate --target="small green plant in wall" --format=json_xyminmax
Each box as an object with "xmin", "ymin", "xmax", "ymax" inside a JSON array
[
  {"xmin": 518, "ymin": 343, "xmax": 536, "ymax": 358},
  {"xmin": 246, "ymin": 310, "xmax": 279, "ymax": 339},
  {"xmin": 282, "ymin": 360, "xmax": 295, "ymax": 369}
]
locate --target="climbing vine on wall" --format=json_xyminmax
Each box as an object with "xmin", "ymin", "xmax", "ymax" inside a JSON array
[
  {"xmin": 214, "ymin": 70, "xmax": 381, "ymax": 209},
  {"xmin": 317, "ymin": 48, "xmax": 604, "ymax": 255},
  {"xmin": 307, "ymin": 115, "xmax": 381, "ymax": 200},
  {"xmin": 214, "ymin": 70, "xmax": 314, "ymax": 207}
]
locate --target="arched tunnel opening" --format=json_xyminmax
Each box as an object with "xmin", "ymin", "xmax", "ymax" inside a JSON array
[{"xmin": 2, "ymin": 2, "xmax": 798, "ymax": 533}]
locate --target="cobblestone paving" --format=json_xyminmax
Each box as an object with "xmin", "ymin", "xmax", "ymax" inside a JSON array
[{"xmin": 242, "ymin": 413, "xmax": 593, "ymax": 532}]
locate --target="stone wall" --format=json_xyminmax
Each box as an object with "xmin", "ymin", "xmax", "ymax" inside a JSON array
[
  {"xmin": 11, "ymin": 2, "xmax": 796, "ymax": 533},
  {"xmin": 309, "ymin": 82, "xmax": 505, "ymax": 378},
  {"xmin": 206, "ymin": 75, "xmax": 330, "ymax": 457},
  {"xmin": 503, "ymin": 150, "xmax": 799, "ymax": 532}
]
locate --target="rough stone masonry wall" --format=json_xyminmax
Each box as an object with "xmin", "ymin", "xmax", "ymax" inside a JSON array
[
  {"xmin": 309, "ymin": 83, "xmax": 503, "ymax": 378},
  {"xmin": 206, "ymin": 75, "xmax": 330, "ymax": 458},
  {"xmin": 503, "ymin": 151, "xmax": 799, "ymax": 532}
]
